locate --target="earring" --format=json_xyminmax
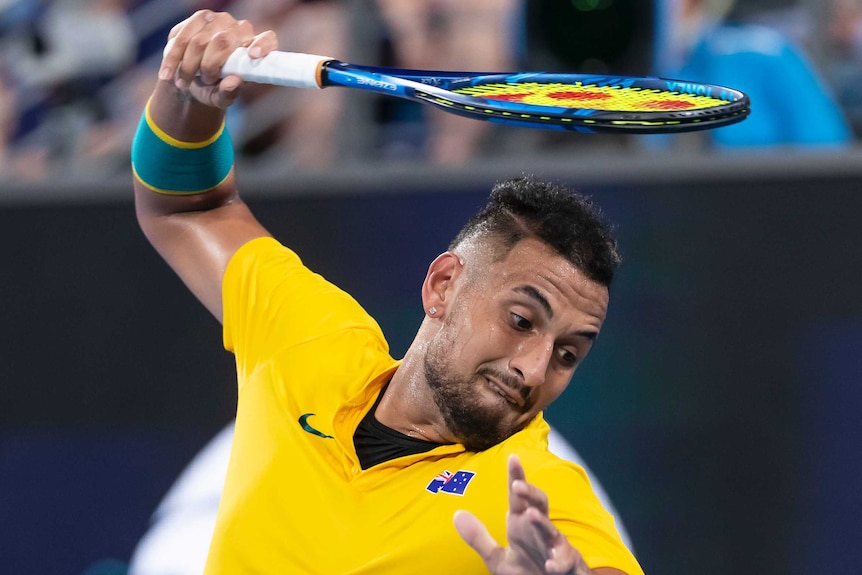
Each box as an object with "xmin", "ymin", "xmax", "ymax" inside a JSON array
[{"xmin": 428, "ymin": 307, "xmax": 438, "ymax": 316}]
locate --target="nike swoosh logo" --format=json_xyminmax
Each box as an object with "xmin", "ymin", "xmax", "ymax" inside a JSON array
[{"xmin": 298, "ymin": 413, "xmax": 334, "ymax": 439}]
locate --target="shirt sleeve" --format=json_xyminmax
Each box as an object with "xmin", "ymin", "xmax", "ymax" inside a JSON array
[{"xmin": 222, "ymin": 237, "xmax": 388, "ymax": 386}]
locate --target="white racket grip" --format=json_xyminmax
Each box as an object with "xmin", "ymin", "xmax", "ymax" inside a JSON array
[{"xmin": 222, "ymin": 48, "xmax": 332, "ymax": 89}]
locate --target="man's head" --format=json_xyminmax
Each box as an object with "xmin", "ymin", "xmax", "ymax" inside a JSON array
[
  {"xmin": 448, "ymin": 176, "xmax": 620, "ymax": 287},
  {"xmin": 419, "ymin": 177, "xmax": 620, "ymax": 451}
]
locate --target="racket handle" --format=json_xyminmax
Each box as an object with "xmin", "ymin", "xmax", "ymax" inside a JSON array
[{"xmin": 222, "ymin": 48, "xmax": 333, "ymax": 89}]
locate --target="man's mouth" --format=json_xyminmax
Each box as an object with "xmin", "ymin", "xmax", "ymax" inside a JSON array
[{"xmin": 485, "ymin": 376, "xmax": 526, "ymax": 408}]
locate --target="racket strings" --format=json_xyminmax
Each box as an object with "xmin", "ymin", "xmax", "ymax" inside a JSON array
[
  {"xmin": 414, "ymin": 88, "xmax": 748, "ymax": 131},
  {"xmin": 453, "ymin": 82, "xmax": 730, "ymax": 112}
]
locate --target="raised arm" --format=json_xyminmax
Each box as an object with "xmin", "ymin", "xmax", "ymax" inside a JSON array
[{"xmin": 133, "ymin": 11, "xmax": 278, "ymax": 321}]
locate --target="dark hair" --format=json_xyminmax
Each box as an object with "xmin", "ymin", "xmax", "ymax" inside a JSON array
[{"xmin": 448, "ymin": 176, "xmax": 621, "ymax": 286}]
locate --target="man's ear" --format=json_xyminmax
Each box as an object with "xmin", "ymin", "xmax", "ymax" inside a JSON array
[{"xmin": 421, "ymin": 252, "xmax": 464, "ymax": 317}]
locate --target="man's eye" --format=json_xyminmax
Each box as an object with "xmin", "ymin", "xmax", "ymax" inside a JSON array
[
  {"xmin": 511, "ymin": 313, "xmax": 532, "ymax": 330},
  {"xmin": 557, "ymin": 348, "xmax": 579, "ymax": 367}
]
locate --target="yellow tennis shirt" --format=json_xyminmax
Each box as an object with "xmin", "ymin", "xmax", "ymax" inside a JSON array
[{"xmin": 207, "ymin": 236, "xmax": 643, "ymax": 575}]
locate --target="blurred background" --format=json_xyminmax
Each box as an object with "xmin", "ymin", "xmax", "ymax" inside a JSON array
[{"xmin": 2, "ymin": 0, "xmax": 862, "ymax": 573}]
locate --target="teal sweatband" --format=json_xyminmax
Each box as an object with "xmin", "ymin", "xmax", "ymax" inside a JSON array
[{"xmin": 131, "ymin": 101, "xmax": 234, "ymax": 194}]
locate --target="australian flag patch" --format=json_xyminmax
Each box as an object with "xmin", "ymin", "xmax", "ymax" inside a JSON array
[{"xmin": 426, "ymin": 470, "xmax": 476, "ymax": 496}]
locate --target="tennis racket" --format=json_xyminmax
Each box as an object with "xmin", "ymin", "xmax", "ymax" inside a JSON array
[{"xmin": 222, "ymin": 48, "xmax": 750, "ymax": 134}]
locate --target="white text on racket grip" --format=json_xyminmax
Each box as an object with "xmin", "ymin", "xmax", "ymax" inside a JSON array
[{"xmin": 355, "ymin": 76, "xmax": 398, "ymax": 91}]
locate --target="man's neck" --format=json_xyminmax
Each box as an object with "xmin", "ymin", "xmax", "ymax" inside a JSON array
[{"xmin": 374, "ymin": 353, "xmax": 457, "ymax": 445}]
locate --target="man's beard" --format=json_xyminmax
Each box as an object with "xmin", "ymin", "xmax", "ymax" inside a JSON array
[{"xmin": 423, "ymin": 344, "xmax": 526, "ymax": 452}]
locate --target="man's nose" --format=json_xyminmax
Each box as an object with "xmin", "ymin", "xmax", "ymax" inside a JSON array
[{"xmin": 508, "ymin": 337, "xmax": 553, "ymax": 387}]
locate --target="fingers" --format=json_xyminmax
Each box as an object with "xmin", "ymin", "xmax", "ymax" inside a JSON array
[
  {"xmin": 247, "ymin": 30, "xmax": 280, "ymax": 60},
  {"xmin": 512, "ymin": 478, "xmax": 550, "ymax": 515},
  {"xmin": 523, "ymin": 505, "xmax": 563, "ymax": 550},
  {"xmin": 453, "ymin": 510, "xmax": 503, "ymax": 563},
  {"xmin": 508, "ymin": 454, "xmax": 549, "ymax": 516},
  {"xmin": 508, "ymin": 452, "xmax": 527, "ymax": 482},
  {"xmin": 165, "ymin": 11, "xmax": 254, "ymax": 88},
  {"xmin": 507, "ymin": 453, "xmax": 528, "ymax": 514},
  {"xmin": 545, "ymin": 537, "xmax": 590, "ymax": 574},
  {"xmin": 161, "ymin": 10, "xmax": 214, "ymax": 84},
  {"xmin": 507, "ymin": 454, "xmax": 562, "ymax": 566},
  {"xmin": 458, "ymin": 455, "xmax": 592, "ymax": 574},
  {"xmin": 159, "ymin": 10, "xmax": 278, "ymax": 103}
]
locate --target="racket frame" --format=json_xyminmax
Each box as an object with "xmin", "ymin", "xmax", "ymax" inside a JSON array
[{"xmin": 222, "ymin": 48, "xmax": 751, "ymax": 134}]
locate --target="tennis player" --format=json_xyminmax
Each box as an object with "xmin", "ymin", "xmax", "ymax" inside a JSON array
[{"xmin": 132, "ymin": 10, "xmax": 644, "ymax": 575}]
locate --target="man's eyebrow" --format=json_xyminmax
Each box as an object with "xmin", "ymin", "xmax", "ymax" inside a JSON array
[
  {"xmin": 513, "ymin": 285, "xmax": 553, "ymax": 319},
  {"xmin": 578, "ymin": 330, "xmax": 598, "ymax": 342},
  {"xmin": 512, "ymin": 285, "xmax": 599, "ymax": 341}
]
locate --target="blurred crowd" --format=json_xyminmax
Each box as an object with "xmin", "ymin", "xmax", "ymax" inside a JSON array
[{"xmin": 1, "ymin": 0, "xmax": 862, "ymax": 182}]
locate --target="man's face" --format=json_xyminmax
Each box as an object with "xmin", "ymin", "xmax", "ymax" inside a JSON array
[{"xmin": 423, "ymin": 237, "xmax": 609, "ymax": 451}]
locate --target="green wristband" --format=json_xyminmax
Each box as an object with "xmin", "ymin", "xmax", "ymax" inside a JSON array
[{"xmin": 131, "ymin": 100, "xmax": 234, "ymax": 194}]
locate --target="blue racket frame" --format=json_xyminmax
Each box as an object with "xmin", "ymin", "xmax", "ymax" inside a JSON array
[{"xmin": 322, "ymin": 61, "xmax": 750, "ymax": 133}]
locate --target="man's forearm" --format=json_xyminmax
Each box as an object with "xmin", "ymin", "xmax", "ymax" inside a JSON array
[
  {"xmin": 147, "ymin": 80, "xmax": 227, "ymax": 144},
  {"xmin": 132, "ymin": 77, "xmax": 238, "ymax": 219}
]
